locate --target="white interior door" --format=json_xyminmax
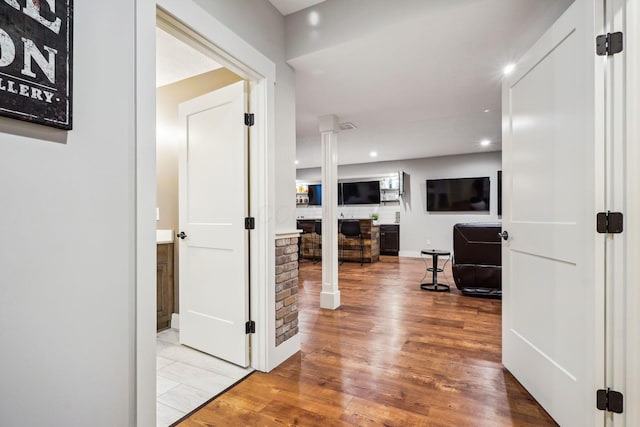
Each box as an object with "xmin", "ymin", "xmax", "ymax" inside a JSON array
[
  {"xmin": 502, "ymin": 0, "xmax": 605, "ymax": 425},
  {"xmin": 178, "ymin": 80, "xmax": 250, "ymax": 367}
]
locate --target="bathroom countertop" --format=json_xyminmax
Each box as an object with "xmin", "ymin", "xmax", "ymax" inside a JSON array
[{"xmin": 156, "ymin": 229, "xmax": 174, "ymax": 244}]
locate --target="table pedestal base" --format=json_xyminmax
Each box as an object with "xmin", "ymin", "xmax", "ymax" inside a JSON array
[{"xmin": 420, "ymin": 282, "xmax": 450, "ymax": 292}]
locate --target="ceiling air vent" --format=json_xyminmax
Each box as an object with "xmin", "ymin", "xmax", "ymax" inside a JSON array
[{"xmin": 339, "ymin": 122, "xmax": 357, "ymax": 131}]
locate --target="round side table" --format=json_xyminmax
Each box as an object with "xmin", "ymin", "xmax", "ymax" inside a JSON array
[{"xmin": 420, "ymin": 249, "xmax": 451, "ymax": 292}]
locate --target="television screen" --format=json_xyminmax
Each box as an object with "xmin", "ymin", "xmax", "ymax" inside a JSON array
[
  {"xmin": 426, "ymin": 177, "xmax": 490, "ymax": 212},
  {"xmin": 308, "ymin": 184, "xmax": 322, "ymax": 205},
  {"xmin": 342, "ymin": 181, "xmax": 381, "ymax": 204}
]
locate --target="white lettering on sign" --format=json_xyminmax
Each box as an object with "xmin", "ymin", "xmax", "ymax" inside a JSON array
[
  {"xmin": 21, "ymin": 37, "xmax": 57, "ymax": 83},
  {"xmin": 24, "ymin": 0, "xmax": 61, "ymax": 34},
  {"xmin": 3, "ymin": 0, "xmax": 61, "ymax": 34},
  {"xmin": 19, "ymin": 82, "xmax": 29, "ymax": 95},
  {"xmin": 0, "ymin": 77, "xmax": 55, "ymax": 103},
  {"xmin": 3, "ymin": 0, "xmax": 19, "ymax": 11},
  {"xmin": 0, "ymin": 28, "xmax": 15, "ymax": 66}
]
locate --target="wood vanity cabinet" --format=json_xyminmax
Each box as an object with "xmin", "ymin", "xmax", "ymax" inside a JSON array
[
  {"xmin": 157, "ymin": 243, "xmax": 174, "ymax": 331},
  {"xmin": 380, "ymin": 224, "xmax": 400, "ymax": 256}
]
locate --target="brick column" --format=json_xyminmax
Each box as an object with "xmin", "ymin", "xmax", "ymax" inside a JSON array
[{"xmin": 275, "ymin": 237, "xmax": 299, "ymax": 346}]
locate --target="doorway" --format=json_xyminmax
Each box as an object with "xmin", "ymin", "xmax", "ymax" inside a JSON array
[{"xmin": 152, "ymin": 9, "xmax": 271, "ymax": 425}]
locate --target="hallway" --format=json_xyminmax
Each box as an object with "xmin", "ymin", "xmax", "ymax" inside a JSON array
[{"xmin": 176, "ymin": 256, "xmax": 556, "ymax": 426}]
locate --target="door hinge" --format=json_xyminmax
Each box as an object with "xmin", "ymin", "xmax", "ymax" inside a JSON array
[
  {"xmin": 245, "ymin": 217, "xmax": 255, "ymax": 230},
  {"xmin": 596, "ymin": 388, "xmax": 624, "ymax": 413},
  {"xmin": 244, "ymin": 113, "xmax": 255, "ymax": 127},
  {"xmin": 596, "ymin": 32, "xmax": 623, "ymax": 56},
  {"xmin": 245, "ymin": 320, "xmax": 255, "ymax": 334},
  {"xmin": 596, "ymin": 211, "xmax": 623, "ymax": 234}
]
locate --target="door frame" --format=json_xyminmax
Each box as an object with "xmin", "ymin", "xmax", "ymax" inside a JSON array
[
  {"xmin": 622, "ymin": 0, "xmax": 640, "ymax": 425},
  {"xmin": 605, "ymin": 1, "xmax": 640, "ymax": 426},
  {"xmin": 135, "ymin": 1, "xmax": 276, "ymax": 425}
]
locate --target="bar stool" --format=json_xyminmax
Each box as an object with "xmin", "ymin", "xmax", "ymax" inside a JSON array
[
  {"xmin": 420, "ymin": 249, "xmax": 451, "ymax": 292},
  {"xmin": 340, "ymin": 220, "xmax": 363, "ymax": 265},
  {"xmin": 313, "ymin": 221, "xmax": 322, "ymax": 263},
  {"xmin": 297, "ymin": 220, "xmax": 310, "ymax": 262}
]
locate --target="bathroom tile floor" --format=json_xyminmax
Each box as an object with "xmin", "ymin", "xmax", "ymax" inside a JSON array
[{"xmin": 156, "ymin": 329, "xmax": 253, "ymax": 427}]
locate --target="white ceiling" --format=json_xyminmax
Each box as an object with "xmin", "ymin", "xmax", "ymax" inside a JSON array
[
  {"xmin": 156, "ymin": 27, "xmax": 222, "ymax": 87},
  {"xmin": 156, "ymin": 1, "xmax": 574, "ymax": 169},
  {"xmin": 269, "ymin": 0, "xmax": 326, "ymax": 16},
  {"xmin": 284, "ymin": 0, "xmax": 574, "ymax": 169}
]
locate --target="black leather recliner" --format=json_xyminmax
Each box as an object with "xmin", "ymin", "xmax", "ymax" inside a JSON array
[{"xmin": 452, "ymin": 222, "xmax": 502, "ymax": 298}]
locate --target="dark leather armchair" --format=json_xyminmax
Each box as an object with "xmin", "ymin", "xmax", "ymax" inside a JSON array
[{"xmin": 452, "ymin": 222, "xmax": 502, "ymax": 298}]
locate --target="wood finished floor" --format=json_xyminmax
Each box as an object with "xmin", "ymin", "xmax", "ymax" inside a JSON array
[{"xmin": 178, "ymin": 256, "xmax": 557, "ymax": 426}]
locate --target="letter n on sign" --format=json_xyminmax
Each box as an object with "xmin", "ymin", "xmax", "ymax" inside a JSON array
[{"xmin": 0, "ymin": 0, "xmax": 73, "ymax": 130}]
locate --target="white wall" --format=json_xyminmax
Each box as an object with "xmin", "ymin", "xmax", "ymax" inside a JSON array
[
  {"xmin": 0, "ymin": 1, "xmax": 137, "ymax": 425},
  {"xmin": 297, "ymin": 151, "xmax": 502, "ymax": 255}
]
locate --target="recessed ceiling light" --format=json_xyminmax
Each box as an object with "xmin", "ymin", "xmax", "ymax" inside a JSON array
[
  {"xmin": 370, "ymin": 151, "xmax": 378, "ymax": 157},
  {"xmin": 503, "ymin": 63, "xmax": 516, "ymax": 75},
  {"xmin": 481, "ymin": 139, "xmax": 491, "ymax": 146},
  {"xmin": 308, "ymin": 11, "xmax": 320, "ymax": 26},
  {"xmin": 484, "ymin": 109, "xmax": 490, "ymax": 113},
  {"xmin": 295, "ymin": 160, "xmax": 299, "ymax": 165}
]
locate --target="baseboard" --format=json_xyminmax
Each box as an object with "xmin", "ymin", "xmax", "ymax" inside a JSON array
[
  {"xmin": 171, "ymin": 313, "xmax": 180, "ymax": 330},
  {"xmin": 398, "ymin": 250, "xmax": 422, "ymax": 258}
]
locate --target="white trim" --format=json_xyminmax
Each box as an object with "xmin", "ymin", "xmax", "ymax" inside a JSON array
[
  {"xmin": 135, "ymin": 0, "xmax": 157, "ymax": 425},
  {"xmin": 398, "ymin": 250, "xmax": 423, "ymax": 258},
  {"xmin": 591, "ymin": 2, "xmax": 608, "ymax": 426},
  {"xmin": 269, "ymin": 335, "xmax": 300, "ymax": 371},
  {"xmin": 625, "ymin": 0, "xmax": 640, "ymax": 424},
  {"xmin": 275, "ymin": 231, "xmax": 302, "ymax": 239},
  {"xmin": 604, "ymin": 1, "xmax": 630, "ymax": 426},
  {"xmin": 156, "ymin": 1, "xmax": 275, "ymax": 81},
  {"xmin": 170, "ymin": 313, "xmax": 180, "ymax": 330}
]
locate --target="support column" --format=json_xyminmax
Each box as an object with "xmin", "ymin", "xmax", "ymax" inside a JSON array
[{"xmin": 319, "ymin": 115, "xmax": 340, "ymax": 309}]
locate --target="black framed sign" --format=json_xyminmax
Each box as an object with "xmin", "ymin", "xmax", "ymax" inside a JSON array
[{"xmin": 0, "ymin": 0, "xmax": 73, "ymax": 130}]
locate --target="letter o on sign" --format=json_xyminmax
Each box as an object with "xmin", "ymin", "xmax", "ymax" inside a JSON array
[{"xmin": 0, "ymin": 29, "xmax": 15, "ymax": 66}]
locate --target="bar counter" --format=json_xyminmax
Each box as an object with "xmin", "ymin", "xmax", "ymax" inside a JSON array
[{"xmin": 296, "ymin": 219, "xmax": 380, "ymax": 263}]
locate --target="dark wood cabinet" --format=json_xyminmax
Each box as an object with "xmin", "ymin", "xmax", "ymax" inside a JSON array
[
  {"xmin": 380, "ymin": 224, "xmax": 400, "ymax": 256},
  {"xmin": 157, "ymin": 243, "xmax": 174, "ymax": 331}
]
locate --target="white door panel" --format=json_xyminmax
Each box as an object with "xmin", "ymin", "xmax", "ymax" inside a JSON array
[
  {"xmin": 508, "ymin": 223, "xmax": 577, "ymax": 264},
  {"xmin": 178, "ymin": 80, "xmax": 250, "ymax": 367},
  {"xmin": 502, "ymin": 0, "xmax": 605, "ymax": 425}
]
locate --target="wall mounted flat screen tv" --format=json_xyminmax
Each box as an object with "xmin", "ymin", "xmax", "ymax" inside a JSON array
[
  {"xmin": 308, "ymin": 184, "xmax": 344, "ymax": 205},
  {"xmin": 308, "ymin": 184, "xmax": 322, "ymax": 205},
  {"xmin": 342, "ymin": 180, "xmax": 381, "ymax": 204},
  {"xmin": 426, "ymin": 177, "xmax": 490, "ymax": 212}
]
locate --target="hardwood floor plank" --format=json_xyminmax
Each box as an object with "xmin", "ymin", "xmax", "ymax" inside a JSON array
[{"xmin": 177, "ymin": 256, "xmax": 557, "ymax": 426}]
